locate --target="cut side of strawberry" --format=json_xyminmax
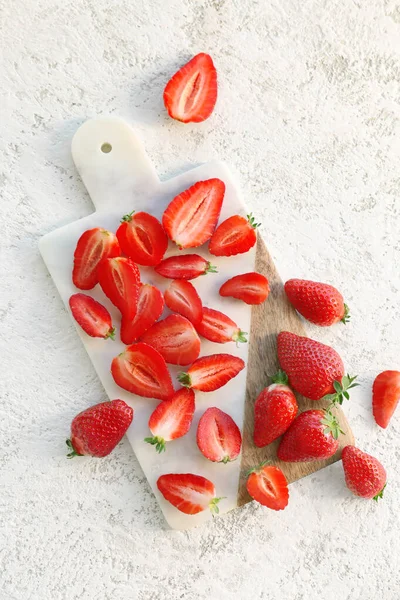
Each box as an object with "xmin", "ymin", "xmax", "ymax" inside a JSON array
[
  {"xmin": 145, "ymin": 388, "xmax": 195, "ymax": 453},
  {"xmin": 120, "ymin": 284, "xmax": 164, "ymax": 345},
  {"xmin": 155, "ymin": 254, "xmax": 217, "ymax": 280},
  {"xmin": 98, "ymin": 257, "xmax": 140, "ymax": 319},
  {"xmin": 219, "ymin": 272, "xmax": 269, "ymax": 305},
  {"xmin": 372, "ymin": 370, "xmax": 400, "ymax": 429},
  {"xmin": 178, "ymin": 353, "xmax": 245, "ymax": 392},
  {"xmin": 72, "ymin": 227, "xmax": 120, "ymax": 290},
  {"xmin": 116, "ymin": 211, "xmax": 168, "ymax": 266},
  {"xmin": 140, "ymin": 314, "xmax": 201, "ymax": 366},
  {"xmin": 163, "ymin": 53, "xmax": 218, "ymax": 123},
  {"xmin": 162, "ymin": 179, "xmax": 225, "ymax": 249},
  {"xmin": 197, "ymin": 407, "xmax": 242, "ymax": 463},
  {"xmin": 111, "ymin": 342, "xmax": 174, "ymax": 400},
  {"xmin": 164, "ymin": 280, "xmax": 203, "ymax": 326},
  {"xmin": 196, "ymin": 307, "xmax": 247, "ymax": 345},
  {"xmin": 246, "ymin": 463, "xmax": 289, "ymax": 511},
  {"xmin": 157, "ymin": 473, "xmax": 223, "ymax": 515},
  {"xmin": 209, "ymin": 214, "xmax": 259, "ymax": 257},
  {"xmin": 69, "ymin": 293, "xmax": 115, "ymax": 339}
]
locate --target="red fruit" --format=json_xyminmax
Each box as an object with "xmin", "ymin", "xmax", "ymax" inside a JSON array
[
  {"xmin": 140, "ymin": 314, "xmax": 201, "ymax": 366},
  {"xmin": 178, "ymin": 353, "xmax": 245, "ymax": 392},
  {"xmin": 111, "ymin": 342, "xmax": 174, "ymax": 400},
  {"xmin": 116, "ymin": 211, "xmax": 168, "ymax": 266},
  {"xmin": 246, "ymin": 463, "xmax": 289, "ymax": 510},
  {"xmin": 164, "ymin": 280, "xmax": 203, "ymax": 326},
  {"xmin": 163, "ymin": 179, "xmax": 225, "ymax": 249},
  {"xmin": 66, "ymin": 399, "xmax": 133, "ymax": 458},
  {"xmin": 98, "ymin": 257, "xmax": 140, "ymax": 319},
  {"xmin": 155, "ymin": 254, "xmax": 217, "ymax": 280},
  {"xmin": 372, "ymin": 370, "xmax": 400, "ymax": 429},
  {"xmin": 197, "ymin": 407, "xmax": 242, "ymax": 463},
  {"xmin": 209, "ymin": 214, "xmax": 259, "ymax": 257},
  {"xmin": 196, "ymin": 307, "xmax": 247, "ymax": 345},
  {"xmin": 284, "ymin": 279, "xmax": 350, "ymax": 326},
  {"xmin": 342, "ymin": 446, "xmax": 387, "ymax": 500},
  {"xmin": 69, "ymin": 293, "xmax": 115, "ymax": 340},
  {"xmin": 277, "ymin": 409, "xmax": 341, "ymax": 462},
  {"xmin": 72, "ymin": 227, "xmax": 120, "ymax": 290},
  {"xmin": 145, "ymin": 388, "xmax": 195, "ymax": 453},
  {"xmin": 163, "ymin": 53, "xmax": 217, "ymax": 124},
  {"xmin": 120, "ymin": 284, "xmax": 164, "ymax": 344},
  {"xmin": 253, "ymin": 371, "xmax": 298, "ymax": 447},
  {"xmin": 219, "ymin": 272, "xmax": 269, "ymax": 305},
  {"xmin": 157, "ymin": 473, "xmax": 222, "ymax": 515}
]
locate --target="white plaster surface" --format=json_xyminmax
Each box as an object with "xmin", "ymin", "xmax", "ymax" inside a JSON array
[{"xmin": 1, "ymin": 0, "xmax": 400, "ymax": 598}]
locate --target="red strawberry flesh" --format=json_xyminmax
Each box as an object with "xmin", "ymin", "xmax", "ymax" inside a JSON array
[
  {"xmin": 178, "ymin": 353, "xmax": 245, "ymax": 392},
  {"xmin": 157, "ymin": 473, "xmax": 221, "ymax": 514},
  {"xmin": 164, "ymin": 280, "xmax": 203, "ymax": 325},
  {"xmin": 246, "ymin": 464, "xmax": 289, "ymax": 510},
  {"xmin": 342, "ymin": 445, "xmax": 387, "ymax": 500},
  {"xmin": 219, "ymin": 272, "xmax": 269, "ymax": 305},
  {"xmin": 72, "ymin": 228, "xmax": 120, "ymax": 290},
  {"xmin": 121, "ymin": 284, "xmax": 164, "ymax": 344},
  {"xmin": 197, "ymin": 407, "xmax": 242, "ymax": 463},
  {"xmin": 372, "ymin": 370, "xmax": 400, "ymax": 429},
  {"xmin": 140, "ymin": 314, "xmax": 201, "ymax": 366},
  {"xmin": 145, "ymin": 388, "xmax": 195, "ymax": 453}
]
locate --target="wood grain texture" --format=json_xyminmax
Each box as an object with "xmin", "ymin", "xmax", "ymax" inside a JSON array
[{"xmin": 238, "ymin": 237, "xmax": 355, "ymax": 506}]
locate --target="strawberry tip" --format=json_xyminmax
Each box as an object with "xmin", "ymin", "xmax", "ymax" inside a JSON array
[
  {"xmin": 322, "ymin": 374, "xmax": 359, "ymax": 406},
  {"xmin": 209, "ymin": 496, "xmax": 225, "ymax": 515},
  {"xmin": 105, "ymin": 327, "xmax": 116, "ymax": 340},
  {"xmin": 121, "ymin": 210, "xmax": 135, "ymax": 223},
  {"xmin": 246, "ymin": 460, "xmax": 271, "ymax": 477},
  {"xmin": 373, "ymin": 483, "xmax": 386, "ymax": 502},
  {"xmin": 247, "ymin": 213, "xmax": 261, "ymax": 229},
  {"xmin": 144, "ymin": 436, "xmax": 166, "ymax": 453},
  {"xmin": 341, "ymin": 303, "xmax": 351, "ymax": 324},
  {"xmin": 233, "ymin": 329, "xmax": 248, "ymax": 345},
  {"xmin": 66, "ymin": 439, "xmax": 82, "ymax": 458},
  {"xmin": 204, "ymin": 262, "xmax": 218, "ymax": 274},
  {"xmin": 270, "ymin": 369, "xmax": 289, "ymax": 386},
  {"xmin": 177, "ymin": 372, "xmax": 192, "ymax": 388}
]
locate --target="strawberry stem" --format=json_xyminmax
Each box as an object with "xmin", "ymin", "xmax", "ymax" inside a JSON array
[
  {"xmin": 247, "ymin": 213, "xmax": 261, "ymax": 229},
  {"xmin": 177, "ymin": 372, "xmax": 192, "ymax": 388},
  {"xmin": 209, "ymin": 496, "xmax": 226, "ymax": 515},
  {"xmin": 246, "ymin": 460, "xmax": 271, "ymax": 477},
  {"xmin": 270, "ymin": 370, "xmax": 289, "ymax": 386},
  {"xmin": 373, "ymin": 483, "xmax": 386, "ymax": 502},
  {"xmin": 204, "ymin": 262, "xmax": 218, "ymax": 275},
  {"xmin": 105, "ymin": 327, "xmax": 116, "ymax": 340},
  {"xmin": 233, "ymin": 329, "xmax": 248, "ymax": 346},
  {"xmin": 121, "ymin": 211, "xmax": 135, "ymax": 222},
  {"xmin": 320, "ymin": 411, "xmax": 344, "ymax": 440},
  {"xmin": 341, "ymin": 304, "xmax": 351, "ymax": 324},
  {"xmin": 144, "ymin": 436, "xmax": 166, "ymax": 453},
  {"xmin": 322, "ymin": 374, "xmax": 359, "ymax": 406},
  {"xmin": 66, "ymin": 439, "xmax": 82, "ymax": 458}
]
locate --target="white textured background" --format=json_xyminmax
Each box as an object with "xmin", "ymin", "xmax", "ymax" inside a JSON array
[{"xmin": 1, "ymin": 0, "xmax": 400, "ymax": 598}]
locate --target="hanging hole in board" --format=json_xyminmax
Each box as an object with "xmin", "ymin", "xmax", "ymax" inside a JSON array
[{"xmin": 101, "ymin": 143, "xmax": 112, "ymax": 154}]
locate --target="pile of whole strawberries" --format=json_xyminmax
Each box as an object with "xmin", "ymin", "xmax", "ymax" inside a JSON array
[{"xmin": 65, "ymin": 53, "xmax": 399, "ymax": 517}]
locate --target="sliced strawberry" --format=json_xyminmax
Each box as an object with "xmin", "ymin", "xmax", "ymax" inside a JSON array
[
  {"xmin": 246, "ymin": 463, "xmax": 289, "ymax": 511},
  {"xmin": 98, "ymin": 257, "xmax": 140, "ymax": 319},
  {"xmin": 178, "ymin": 353, "xmax": 245, "ymax": 392},
  {"xmin": 140, "ymin": 314, "xmax": 201, "ymax": 366},
  {"xmin": 116, "ymin": 211, "xmax": 168, "ymax": 266},
  {"xmin": 145, "ymin": 388, "xmax": 195, "ymax": 453},
  {"xmin": 162, "ymin": 179, "xmax": 225, "ymax": 249},
  {"xmin": 164, "ymin": 280, "xmax": 203, "ymax": 326},
  {"xmin": 157, "ymin": 473, "xmax": 223, "ymax": 515},
  {"xmin": 69, "ymin": 293, "xmax": 115, "ymax": 339},
  {"xmin": 219, "ymin": 272, "xmax": 270, "ymax": 305},
  {"xmin": 196, "ymin": 307, "xmax": 247, "ymax": 345},
  {"xmin": 197, "ymin": 407, "xmax": 242, "ymax": 463},
  {"xmin": 111, "ymin": 342, "xmax": 174, "ymax": 400},
  {"xmin": 155, "ymin": 254, "xmax": 217, "ymax": 280},
  {"xmin": 120, "ymin": 284, "xmax": 164, "ymax": 345},
  {"xmin": 372, "ymin": 370, "xmax": 400, "ymax": 429},
  {"xmin": 209, "ymin": 214, "xmax": 259, "ymax": 257},
  {"xmin": 163, "ymin": 53, "xmax": 217, "ymax": 123},
  {"xmin": 72, "ymin": 227, "xmax": 120, "ymax": 290}
]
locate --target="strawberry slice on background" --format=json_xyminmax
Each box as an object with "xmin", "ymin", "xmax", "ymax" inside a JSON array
[
  {"xmin": 342, "ymin": 445, "xmax": 387, "ymax": 500},
  {"xmin": 120, "ymin": 284, "xmax": 164, "ymax": 345},
  {"xmin": 66, "ymin": 399, "xmax": 133, "ymax": 458},
  {"xmin": 157, "ymin": 473, "xmax": 223, "ymax": 515},
  {"xmin": 145, "ymin": 388, "xmax": 195, "ymax": 453},
  {"xmin": 163, "ymin": 53, "xmax": 217, "ymax": 123},
  {"xmin": 98, "ymin": 257, "xmax": 140, "ymax": 319},
  {"xmin": 111, "ymin": 342, "xmax": 174, "ymax": 400},
  {"xmin": 140, "ymin": 314, "xmax": 201, "ymax": 366},
  {"xmin": 196, "ymin": 307, "xmax": 247, "ymax": 345},
  {"xmin": 209, "ymin": 213, "xmax": 260, "ymax": 257},
  {"xmin": 116, "ymin": 211, "xmax": 168, "ymax": 266},
  {"xmin": 178, "ymin": 353, "xmax": 245, "ymax": 392},
  {"xmin": 69, "ymin": 293, "xmax": 115, "ymax": 340},
  {"xmin": 72, "ymin": 227, "xmax": 120, "ymax": 290},
  {"xmin": 197, "ymin": 407, "xmax": 242, "ymax": 463},
  {"xmin": 372, "ymin": 370, "xmax": 400, "ymax": 429},
  {"xmin": 164, "ymin": 279, "xmax": 203, "ymax": 326},
  {"xmin": 219, "ymin": 272, "xmax": 270, "ymax": 305},
  {"xmin": 155, "ymin": 254, "xmax": 217, "ymax": 280},
  {"xmin": 162, "ymin": 179, "xmax": 225, "ymax": 249},
  {"xmin": 284, "ymin": 279, "xmax": 350, "ymax": 326},
  {"xmin": 246, "ymin": 463, "xmax": 289, "ymax": 511}
]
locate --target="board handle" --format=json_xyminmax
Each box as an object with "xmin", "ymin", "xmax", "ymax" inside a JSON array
[{"xmin": 71, "ymin": 118, "xmax": 160, "ymax": 213}]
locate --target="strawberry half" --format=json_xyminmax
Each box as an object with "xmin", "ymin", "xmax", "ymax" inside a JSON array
[
  {"xmin": 145, "ymin": 388, "xmax": 195, "ymax": 453},
  {"xmin": 140, "ymin": 314, "xmax": 201, "ymax": 366},
  {"xmin": 178, "ymin": 353, "xmax": 245, "ymax": 392},
  {"xmin": 246, "ymin": 463, "xmax": 289, "ymax": 511},
  {"xmin": 342, "ymin": 446, "xmax": 387, "ymax": 500},
  {"xmin": 111, "ymin": 342, "xmax": 174, "ymax": 400},
  {"xmin": 219, "ymin": 272, "xmax": 270, "ymax": 305},
  {"xmin": 120, "ymin": 284, "xmax": 164, "ymax": 345},
  {"xmin": 98, "ymin": 257, "xmax": 140, "ymax": 319},
  {"xmin": 164, "ymin": 280, "xmax": 203, "ymax": 326},
  {"xmin": 72, "ymin": 227, "xmax": 120, "ymax": 290},
  {"xmin": 157, "ymin": 473, "xmax": 223, "ymax": 515},
  {"xmin": 197, "ymin": 407, "xmax": 242, "ymax": 463},
  {"xmin": 116, "ymin": 211, "xmax": 168, "ymax": 266},
  {"xmin": 284, "ymin": 279, "xmax": 350, "ymax": 326},
  {"xmin": 209, "ymin": 214, "xmax": 259, "ymax": 257},
  {"xmin": 162, "ymin": 179, "xmax": 225, "ymax": 249},
  {"xmin": 155, "ymin": 254, "xmax": 217, "ymax": 280},
  {"xmin": 196, "ymin": 307, "xmax": 247, "ymax": 345},
  {"xmin": 372, "ymin": 370, "xmax": 400, "ymax": 429},
  {"xmin": 163, "ymin": 53, "xmax": 217, "ymax": 123},
  {"xmin": 69, "ymin": 293, "xmax": 115, "ymax": 340},
  {"xmin": 66, "ymin": 399, "xmax": 133, "ymax": 458}
]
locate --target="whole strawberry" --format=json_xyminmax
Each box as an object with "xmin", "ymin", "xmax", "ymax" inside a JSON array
[
  {"xmin": 284, "ymin": 279, "xmax": 350, "ymax": 326},
  {"xmin": 342, "ymin": 446, "xmax": 386, "ymax": 500},
  {"xmin": 66, "ymin": 400, "xmax": 133, "ymax": 458}
]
